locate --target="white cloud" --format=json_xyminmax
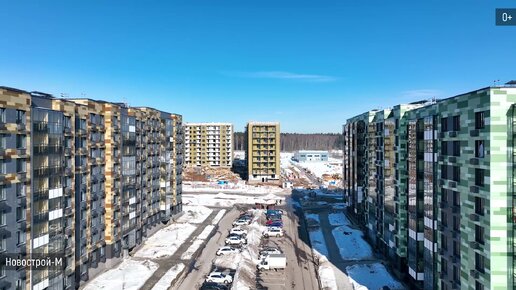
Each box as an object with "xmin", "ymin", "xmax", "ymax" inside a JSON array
[{"xmin": 222, "ymin": 71, "xmax": 337, "ymax": 82}]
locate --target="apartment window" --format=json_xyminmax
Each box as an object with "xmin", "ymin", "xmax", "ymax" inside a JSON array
[
  {"xmin": 0, "ymin": 264, "xmax": 5, "ymax": 278},
  {"xmin": 475, "ymin": 281, "xmax": 484, "ymax": 290},
  {"xmin": 453, "ymin": 191, "xmax": 460, "ymax": 206},
  {"xmin": 453, "ymin": 241, "xmax": 460, "ymax": 257},
  {"xmin": 16, "ymin": 279, "xmax": 26, "ymax": 290},
  {"xmin": 475, "ymin": 225, "xmax": 485, "ymax": 244},
  {"xmin": 442, "ymin": 188, "xmax": 449, "ymax": 203},
  {"xmin": 452, "ymin": 166, "xmax": 460, "ymax": 182},
  {"xmin": 453, "ymin": 265, "xmax": 460, "ymax": 283},
  {"xmin": 0, "ymin": 134, "xmax": 6, "ymax": 150},
  {"xmin": 16, "ymin": 206, "xmax": 26, "ymax": 221},
  {"xmin": 0, "ymin": 186, "xmax": 5, "ymax": 201},
  {"xmin": 16, "ymin": 158, "xmax": 26, "ymax": 173},
  {"xmin": 453, "ymin": 115, "xmax": 460, "ymax": 131},
  {"xmin": 441, "ymin": 258, "xmax": 448, "ymax": 275},
  {"xmin": 475, "ymin": 168, "xmax": 485, "ymax": 187},
  {"xmin": 441, "ymin": 211, "xmax": 448, "ymax": 226},
  {"xmin": 453, "ymin": 216, "xmax": 460, "ymax": 231},
  {"xmin": 16, "ymin": 134, "xmax": 26, "ymax": 149},
  {"xmin": 441, "ymin": 117, "xmax": 448, "ymax": 132},
  {"xmin": 16, "ymin": 110, "xmax": 25, "ymax": 124},
  {"xmin": 475, "ymin": 140, "xmax": 485, "ymax": 158},
  {"xmin": 441, "ymin": 233, "xmax": 448, "ymax": 250},
  {"xmin": 0, "ymin": 108, "xmax": 5, "ymax": 123},
  {"xmin": 475, "ymin": 111, "xmax": 485, "ymax": 129},
  {"xmin": 0, "ymin": 235, "xmax": 5, "ymax": 252},
  {"xmin": 475, "ymin": 253, "xmax": 485, "ymax": 272},
  {"xmin": 0, "ymin": 160, "xmax": 5, "ymax": 174},
  {"xmin": 475, "ymin": 197, "xmax": 485, "ymax": 216},
  {"xmin": 17, "ymin": 231, "xmax": 26, "ymax": 245},
  {"xmin": 0, "ymin": 210, "xmax": 5, "ymax": 226}
]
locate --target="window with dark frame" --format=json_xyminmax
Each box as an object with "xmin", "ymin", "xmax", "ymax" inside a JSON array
[
  {"xmin": 475, "ymin": 111, "xmax": 485, "ymax": 129},
  {"xmin": 475, "ymin": 140, "xmax": 485, "ymax": 158},
  {"xmin": 475, "ymin": 197, "xmax": 484, "ymax": 215},
  {"xmin": 475, "ymin": 168, "xmax": 485, "ymax": 187}
]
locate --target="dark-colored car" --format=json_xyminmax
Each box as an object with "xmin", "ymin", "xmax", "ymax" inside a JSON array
[
  {"xmin": 267, "ymin": 221, "xmax": 283, "ymax": 228},
  {"xmin": 200, "ymin": 282, "xmax": 229, "ymax": 290}
]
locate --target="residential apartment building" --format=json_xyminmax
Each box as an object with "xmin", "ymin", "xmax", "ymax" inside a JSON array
[
  {"xmin": 0, "ymin": 86, "xmax": 184, "ymax": 290},
  {"xmin": 245, "ymin": 122, "xmax": 280, "ymax": 184},
  {"xmin": 343, "ymin": 84, "xmax": 516, "ymax": 290},
  {"xmin": 184, "ymin": 123, "xmax": 233, "ymax": 168}
]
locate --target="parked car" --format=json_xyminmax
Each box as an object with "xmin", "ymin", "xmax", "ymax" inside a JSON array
[
  {"xmin": 263, "ymin": 227, "xmax": 284, "ymax": 237},
  {"xmin": 225, "ymin": 235, "xmax": 247, "ymax": 245},
  {"xmin": 205, "ymin": 272, "xmax": 233, "ymax": 284},
  {"xmin": 239, "ymin": 213, "xmax": 253, "ymax": 219},
  {"xmin": 216, "ymin": 246, "xmax": 240, "ymax": 256},
  {"xmin": 229, "ymin": 227, "xmax": 248, "ymax": 236},
  {"xmin": 260, "ymin": 247, "xmax": 282, "ymax": 256},
  {"xmin": 259, "ymin": 247, "xmax": 282, "ymax": 259},
  {"xmin": 266, "ymin": 219, "xmax": 283, "ymax": 226},
  {"xmin": 267, "ymin": 221, "xmax": 283, "ymax": 228},
  {"xmin": 266, "ymin": 209, "xmax": 283, "ymax": 215},
  {"xmin": 232, "ymin": 219, "xmax": 251, "ymax": 226},
  {"xmin": 266, "ymin": 213, "xmax": 282, "ymax": 220},
  {"xmin": 200, "ymin": 282, "xmax": 229, "ymax": 290}
]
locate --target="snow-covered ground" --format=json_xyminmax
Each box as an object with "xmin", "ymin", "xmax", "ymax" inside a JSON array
[
  {"xmin": 292, "ymin": 159, "xmax": 342, "ymax": 179},
  {"xmin": 212, "ymin": 209, "xmax": 226, "ymax": 224},
  {"xmin": 183, "ymin": 181, "xmax": 284, "ymax": 194},
  {"xmin": 318, "ymin": 259, "xmax": 338, "ymax": 290},
  {"xmin": 151, "ymin": 263, "xmax": 185, "ymax": 290},
  {"xmin": 181, "ymin": 225, "xmax": 216, "ymax": 260},
  {"xmin": 332, "ymin": 203, "xmax": 346, "ymax": 210},
  {"xmin": 135, "ymin": 223, "xmax": 197, "ymax": 259},
  {"xmin": 177, "ymin": 205, "xmax": 213, "ymax": 224},
  {"xmin": 305, "ymin": 213, "xmax": 321, "ymax": 227},
  {"xmin": 84, "ymin": 259, "xmax": 158, "ymax": 290},
  {"xmin": 332, "ymin": 225, "xmax": 373, "ymax": 260},
  {"xmin": 346, "ymin": 263, "xmax": 404, "ymax": 290},
  {"xmin": 308, "ymin": 228, "xmax": 329, "ymax": 257},
  {"xmin": 328, "ymin": 213, "xmax": 350, "ymax": 226},
  {"xmin": 183, "ymin": 192, "xmax": 284, "ymax": 208}
]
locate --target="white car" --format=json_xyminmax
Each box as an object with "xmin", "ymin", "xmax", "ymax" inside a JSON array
[
  {"xmin": 230, "ymin": 227, "xmax": 248, "ymax": 235},
  {"xmin": 263, "ymin": 227, "xmax": 284, "ymax": 237},
  {"xmin": 225, "ymin": 235, "xmax": 247, "ymax": 245},
  {"xmin": 205, "ymin": 272, "xmax": 233, "ymax": 284},
  {"xmin": 232, "ymin": 219, "xmax": 251, "ymax": 226},
  {"xmin": 259, "ymin": 247, "xmax": 282, "ymax": 259},
  {"xmin": 216, "ymin": 246, "xmax": 240, "ymax": 256}
]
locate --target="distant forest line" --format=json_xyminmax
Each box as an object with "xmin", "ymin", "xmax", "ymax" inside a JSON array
[{"xmin": 233, "ymin": 132, "xmax": 344, "ymax": 152}]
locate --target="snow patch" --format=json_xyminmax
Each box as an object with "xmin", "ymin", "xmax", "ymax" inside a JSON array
[
  {"xmin": 212, "ymin": 209, "xmax": 227, "ymax": 225},
  {"xmin": 135, "ymin": 223, "xmax": 196, "ymax": 259},
  {"xmin": 328, "ymin": 213, "xmax": 350, "ymax": 226},
  {"xmin": 84, "ymin": 259, "xmax": 158, "ymax": 290},
  {"xmin": 151, "ymin": 263, "xmax": 185, "ymax": 290},
  {"xmin": 346, "ymin": 263, "xmax": 404, "ymax": 290},
  {"xmin": 176, "ymin": 205, "xmax": 213, "ymax": 224},
  {"xmin": 332, "ymin": 225, "xmax": 373, "ymax": 260}
]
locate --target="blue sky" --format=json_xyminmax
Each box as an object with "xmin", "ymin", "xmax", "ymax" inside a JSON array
[{"xmin": 1, "ymin": 1, "xmax": 515, "ymax": 133}]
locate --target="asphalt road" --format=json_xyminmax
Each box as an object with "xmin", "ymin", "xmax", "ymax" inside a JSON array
[
  {"xmin": 172, "ymin": 193, "xmax": 320, "ymax": 290},
  {"xmin": 171, "ymin": 207, "xmax": 240, "ymax": 290}
]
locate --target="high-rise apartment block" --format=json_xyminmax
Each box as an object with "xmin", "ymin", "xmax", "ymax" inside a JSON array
[
  {"xmin": 343, "ymin": 85, "xmax": 516, "ymax": 290},
  {"xmin": 245, "ymin": 122, "xmax": 280, "ymax": 184},
  {"xmin": 184, "ymin": 123, "xmax": 233, "ymax": 168},
  {"xmin": 0, "ymin": 86, "xmax": 184, "ymax": 290}
]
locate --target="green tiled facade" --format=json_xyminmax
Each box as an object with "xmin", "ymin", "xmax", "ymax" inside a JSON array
[{"xmin": 343, "ymin": 86, "xmax": 516, "ymax": 290}]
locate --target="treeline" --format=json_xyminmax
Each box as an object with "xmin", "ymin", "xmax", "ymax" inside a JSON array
[{"xmin": 233, "ymin": 132, "xmax": 344, "ymax": 152}]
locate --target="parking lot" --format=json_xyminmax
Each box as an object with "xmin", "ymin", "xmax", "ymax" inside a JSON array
[{"xmin": 172, "ymin": 193, "xmax": 319, "ymax": 290}]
